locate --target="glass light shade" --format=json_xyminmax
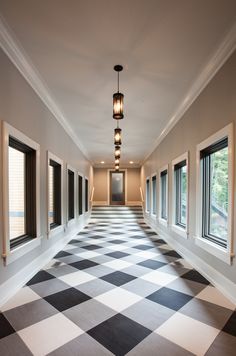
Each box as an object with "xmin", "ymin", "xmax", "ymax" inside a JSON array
[
  {"xmin": 115, "ymin": 158, "xmax": 119, "ymax": 165},
  {"xmin": 114, "ymin": 128, "xmax": 122, "ymax": 145},
  {"xmin": 115, "ymin": 145, "xmax": 121, "ymax": 158},
  {"xmin": 113, "ymin": 92, "xmax": 124, "ymax": 120},
  {"xmin": 115, "ymin": 165, "xmax": 119, "ymax": 171}
]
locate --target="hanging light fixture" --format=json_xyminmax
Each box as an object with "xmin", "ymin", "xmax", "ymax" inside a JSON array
[
  {"xmin": 115, "ymin": 145, "xmax": 121, "ymax": 159},
  {"xmin": 115, "ymin": 158, "xmax": 120, "ymax": 165},
  {"xmin": 114, "ymin": 127, "xmax": 122, "ymax": 145},
  {"xmin": 115, "ymin": 164, "xmax": 119, "ymax": 171},
  {"xmin": 113, "ymin": 65, "xmax": 124, "ymax": 120}
]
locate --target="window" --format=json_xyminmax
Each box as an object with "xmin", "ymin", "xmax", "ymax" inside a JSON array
[
  {"xmin": 68, "ymin": 169, "xmax": 75, "ymax": 220},
  {"xmin": 78, "ymin": 174, "xmax": 83, "ymax": 215},
  {"xmin": 2, "ymin": 122, "xmax": 40, "ymax": 260},
  {"xmin": 146, "ymin": 178, "xmax": 150, "ymax": 212},
  {"xmin": 196, "ymin": 124, "xmax": 233, "ymax": 263},
  {"xmin": 159, "ymin": 166, "xmax": 168, "ymax": 223},
  {"xmin": 85, "ymin": 178, "xmax": 89, "ymax": 212},
  {"xmin": 48, "ymin": 152, "xmax": 62, "ymax": 233},
  {"xmin": 201, "ymin": 139, "xmax": 228, "ymax": 247},
  {"xmin": 151, "ymin": 175, "xmax": 157, "ymax": 215}
]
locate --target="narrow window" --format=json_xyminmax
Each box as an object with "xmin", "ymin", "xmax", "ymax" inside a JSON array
[
  {"xmin": 78, "ymin": 175, "xmax": 83, "ymax": 215},
  {"xmin": 146, "ymin": 178, "xmax": 150, "ymax": 212},
  {"xmin": 85, "ymin": 178, "xmax": 88, "ymax": 212},
  {"xmin": 49, "ymin": 159, "xmax": 61, "ymax": 229},
  {"xmin": 152, "ymin": 176, "xmax": 157, "ymax": 215},
  {"xmin": 68, "ymin": 169, "xmax": 74, "ymax": 220},
  {"xmin": 201, "ymin": 138, "xmax": 228, "ymax": 248},
  {"xmin": 9, "ymin": 137, "xmax": 36, "ymax": 249},
  {"xmin": 174, "ymin": 160, "xmax": 187, "ymax": 228},
  {"xmin": 160, "ymin": 169, "xmax": 168, "ymax": 220}
]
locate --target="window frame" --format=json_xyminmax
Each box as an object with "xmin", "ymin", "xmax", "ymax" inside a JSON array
[
  {"xmin": 1, "ymin": 121, "xmax": 41, "ymax": 265},
  {"xmin": 151, "ymin": 173, "xmax": 157, "ymax": 217},
  {"xmin": 159, "ymin": 165, "xmax": 168, "ymax": 226},
  {"xmin": 171, "ymin": 152, "xmax": 189, "ymax": 238},
  {"xmin": 145, "ymin": 177, "xmax": 150, "ymax": 213},
  {"xmin": 47, "ymin": 151, "xmax": 64, "ymax": 238},
  {"xmin": 67, "ymin": 165, "xmax": 76, "ymax": 225},
  {"xmin": 195, "ymin": 123, "xmax": 234, "ymax": 264}
]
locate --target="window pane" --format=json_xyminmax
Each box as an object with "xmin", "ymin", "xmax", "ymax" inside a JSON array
[
  {"xmin": 209, "ymin": 147, "xmax": 228, "ymax": 240},
  {"xmin": 146, "ymin": 180, "xmax": 150, "ymax": 211},
  {"xmin": 49, "ymin": 165, "xmax": 54, "ymax": 225},
  {"xmin": 180, "ymin": 165, "xmax": 187, "ymax": 225},
  {"xmin": 152, "ymin": 177, "xmax": 157, "ymax": 214},
  {"xmin": 161, "ymin": 174, "xmax": 167, "ymax": 219},
  {"xmin": 9, "ymin": 147, "xmax": 25, "ymax": 240}
]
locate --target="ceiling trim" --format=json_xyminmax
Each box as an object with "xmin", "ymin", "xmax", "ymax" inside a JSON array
[
  {"xmin": 0, "ymin": 15, "xmax": 92, "ymax": 163},
  {"xmin": 142, "ymin": 21, "xmax": 236, "ymax": 164}
]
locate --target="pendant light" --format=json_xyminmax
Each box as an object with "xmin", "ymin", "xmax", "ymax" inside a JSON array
[
  {"xmin": 115, "ymin": 158, "xmax": 120, "ymax": 165},
  {"xmin": 115, "ymin": 145, "xmax": 121, "ymax": 159},
  {"xmin": 115, "ymin": 164, "xmax": 119, "ymax": 171},
  {"xmin": 113, "ymin": 65, "xmax": 124, "ymax": 120},
  {"xmin": 114, "ymin": 127, "xmax": 122, "ymax": 145}
]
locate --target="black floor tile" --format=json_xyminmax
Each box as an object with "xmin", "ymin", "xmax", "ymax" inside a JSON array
[
  {"xmin": 109, "ymin": 239, "xmax": 124, "ymax": 244},
  {"xmin": 54, "ymin": 251, "xmax": 72, "ymax": 258},
  {"xmin": 106, "ymin": 251, "xmax": 130, "ymax": 259},
  {"xmin": 101, "ymin": 271, "xmax": 137, "ymax": 286},
  {"xmin": 44, "ymin": 288, "xmax": 91, "ymax": 312},
  {"xmin": 181, "ymin": 270, "xmax": 210, "ymax": 285},
  {"xmin": 82, "ymin": 245, "xmax": 102, "ymax": 250},
  {"xmin": 26, "ymin": 270, "xmax": 55, "ymax": 286},
  {"xmin": 223, "ymin": 312, "xmax": 236, "ymax": 336},
  {"xmin": 164, "ymin": 250, "xmax": 182, "ymax": 258},
  {"xmin": 147, "ymin": 287, "xmax": 193, "ymax": 311},
  {"xmin": 0, "ymin": 314, "xmax": 15, "ymax": 339},
  {"xmin": 138, "ymin": 259, "xmax": 166, "ymax": 270},
  {"xmin": 133, "ymin": 244, "xmax": 154, "ymax": 250},
  {"xmin": 69, "ymin": 259, "xmax": 99, "ymax": 270},
  {"xmin": 88, "ymin": 313, "xmax": 151, "ymax": 356}
]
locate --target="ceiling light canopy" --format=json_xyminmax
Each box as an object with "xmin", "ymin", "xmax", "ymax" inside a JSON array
[{"xmin": 113, "ymin": 65, "xmax": 124, "ymax": 120}]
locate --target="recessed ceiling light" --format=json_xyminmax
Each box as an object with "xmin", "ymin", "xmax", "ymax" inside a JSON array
[
  {"xmin": 101, "ymin": 161, "xmax": 105, "ymax": 164},
  {"xmin": 129, "ymin": 161, "xmax": 134, "ymax": 164}
]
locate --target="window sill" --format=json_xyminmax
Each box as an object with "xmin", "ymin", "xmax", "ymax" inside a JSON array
[
  {"xmin": 67, "ymin": 218, "xmax": 76, "ymax": 227},
  {"xmin": 171, "ymin": 224, "xmax": 188, "ymax": 239},
  {"xmin": 158, "ymin": 218, "xmax": 168, "ymax": 227},
  {"xmin": 151, "ymin": 213, "xmax": 157, "ymax": 220},
  {"xmin": 4, "ymin": 236, "xmax": 42, "ymax": 265},
  {"xmin": 48, "ymin": 225, "xmax": 64, "ymax": 238},
  {"xmin": 194, "ymin": 235, "xmax": 233, "ymax": 265}
]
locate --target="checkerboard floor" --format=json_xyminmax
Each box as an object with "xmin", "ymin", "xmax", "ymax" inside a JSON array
[{"xmin": 0, "ymin": 207, "xmax": 235, "ymax": 355}]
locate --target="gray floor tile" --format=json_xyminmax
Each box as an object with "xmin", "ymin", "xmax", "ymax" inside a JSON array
[
  {"xmin": 75, "ymin": 278, "xmax": 115, "ymax": 297},
  {"xmin": 0, "ymin": 333, "xmax": 33, "ymax": 356},
  {"xmin": 122, "ymin": 278, "xmax": 161, "ymax": 297},
  {"xmin": 205, "ymin": 331, "xmax": 236, "ymax": 356},
  {"xmin": 4, "ymin": 299, "xmax": 58, "ymax": 331},
  {"xmin": 122, "ymin": 299, "xmax": 175, "ymax": 330},
  {"xmin": 167, "ymin": 277, "xmax": 207, "ymax": 296},
  {"xmin": 30, "ymin": 278, "xmax": 70, "ymax": 298},
  {"xmin": 47, "ymin": 264, "xmax": 79, "ymax": 278}
]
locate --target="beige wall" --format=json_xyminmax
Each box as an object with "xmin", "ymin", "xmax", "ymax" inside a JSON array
[
  {"xmin": 141, "ymin": 50, "xmax": 236, "ymax": 285},
  {"xmin": 94, "ymin": 168, "xmax": 141, "ymax": 204},
  {"xmin": 0, "ymin": 49, "xmax": 93, "ymax": 287}
]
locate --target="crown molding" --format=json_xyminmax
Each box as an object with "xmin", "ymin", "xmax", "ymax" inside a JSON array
[
  {"xmin": 0, "ymin": 15, "xmax": 92, "ymax": 163},
  {"xmin": 142, "ymin": 21, "xmax": 236, "ymax": 164}
]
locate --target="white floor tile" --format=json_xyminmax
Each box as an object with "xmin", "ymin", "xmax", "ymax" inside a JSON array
[
  {"xmin": 95, "ymin": 287, "xmax": 142, "ymax": 312},
  {"xmin": 18, "ymin": 313, "xmax": 83, "ymax": 356},
  {"xmin": 58, "ymin": 270, "xmax": 96, "ymax": 286},
  {"xmin": 102, "ymin": 260, "xmax": 133, "ymax": 270},
  {"xmin": 108, "ymin": 245, "xmax": 130, "ymax": 251},
  {"xmin": 1, "ymin": 287, "xmax": 41, "ymax": 312},
  {"xmin": 196, "ymin": 285, "xmax": 235, "ymax": 310},
  {"xmin": 141, "ymin": 270, "xmax": 178, "ymax": 286},
  {"xmin": 75, "ymin": 251, "xmax": 101, "ymax": 259},
  {"xmin": 155, "ymin": 312, "xmax": 219, "ymax": 356},
  {"xmin": 134, "ymin": 251, "xmax": 160, "ymax": 259}
]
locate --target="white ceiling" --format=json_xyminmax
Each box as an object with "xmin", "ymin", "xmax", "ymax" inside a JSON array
[{"xmin": 0, "ymin": 0, "xmax": 236, "ymax": 167}]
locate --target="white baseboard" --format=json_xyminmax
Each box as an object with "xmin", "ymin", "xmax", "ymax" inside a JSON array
[
  {"xmin": 145, "ymin": 217, "xmax": 236, "ymax": 305},
  {"xmin": 0, "ymin": 214, "xmax": 90, "ymax": 308}
]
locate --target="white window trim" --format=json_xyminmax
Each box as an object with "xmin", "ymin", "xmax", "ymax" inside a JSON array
[
  {"xmin": 195, "ymin": 123, "xmax": 234, "ymax": 265},
  {"xmin": 158, "ymin": 164, "xmax": 168, "ymax": 227},
  {"xmin": 171, "ymin": 152, "xmax": 189, "ymax": 239},
  {"xmin": 67, "ymin": 164, "xmax": 76, "ymax": 226},
  {"xmin": 84, "ymin": 175, "xmax": 89, "ymax": 214},
  {"xmin": 1, "ymin": 121, "xmax": 41, "ymax": 264},
  {"xmin": 145, "ymin": 176, "xmax": 150, "ymax": 214},
  {"xmin": 47, "ymin": 151, "xmax": 64, "ymax": 238},
  {"xmin": 151, "ymin": 172, "xmax": 157, "ymax": 218},
  {"xmin": 77, "ymin": 171, "xmax": 84, "ymax": 217}
]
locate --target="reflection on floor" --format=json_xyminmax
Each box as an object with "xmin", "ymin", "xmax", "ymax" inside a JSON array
[{"xmin": 0, "ymin": 206, "xmax": 235, "ymax": 355}]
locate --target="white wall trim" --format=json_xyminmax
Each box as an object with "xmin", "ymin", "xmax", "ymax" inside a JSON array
[
  {"xmin": 0, "ymin": 15, "xmax": 91, "ymax": 163},
  {"xmin": 0, "ymin": 214, "xmax": 90, "ymax": 309},
  {"xmin": 145, "ymin": 217, "xmax": 236, "ymax": 305},
  {"xmin": 142, "ymin": 21, "xmax": 236, "ymax": 164}
]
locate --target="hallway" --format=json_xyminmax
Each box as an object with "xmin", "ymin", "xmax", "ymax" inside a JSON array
[{"xmin": 0, "ymin": 206, "xmax": 235, "ymax": 356}]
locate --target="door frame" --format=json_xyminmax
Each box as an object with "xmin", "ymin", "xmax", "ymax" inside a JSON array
[{"xmin": 107, "ymin": 169, "xmax": 127, "ymax": 205}]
